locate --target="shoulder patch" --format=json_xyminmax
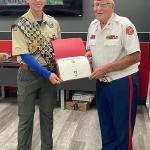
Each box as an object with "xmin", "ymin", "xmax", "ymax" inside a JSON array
[
  {"xmin": 11, "ymin": 25, "xmax": 18, "ymax": 31},
  {"xmin": 91, "ymin": 19, "xmax": 98, "ymax": 25},
  {"xmin": 11, "ymin": 16, "xmax": 23, "ymax": 31},
  {"xmin": 47, "ymin": 22, "xmax": 54, "ymax": 28},
  {"xmin": 126, "ymin": 26, "xmax": 134, "ymax": 35},
  {"xmin": 47, "ymin": 15, "xmax": 53, "ymax": 19}
]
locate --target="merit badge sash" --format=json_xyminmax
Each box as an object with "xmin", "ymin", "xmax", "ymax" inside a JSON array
[{"xmin": 17, "ymin": 17, "xmax": 55, "ymax": 69}]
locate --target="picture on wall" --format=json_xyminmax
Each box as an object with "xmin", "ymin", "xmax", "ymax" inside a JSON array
[{"xmin": 0, "ymin": 0, "xmax": 82, "ymax": 16}]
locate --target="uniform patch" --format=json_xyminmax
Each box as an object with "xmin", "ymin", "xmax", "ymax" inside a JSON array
[
  {"xmin": 15, "ymin": 47, "xmax": 20, "ymax": 51},
  {"xmin": 126, "ymin": 26, "xmax": 134, "ymax": 35},
  {"xmin": 90, "ymin": 35, "xmax": 96, "ymax": 39},
  {"xmin": 47, "ymin": 22, "xmax": 54, "ymax": 28},
  {"xmin": 12, "ymin": 26, "xmax": 17, "ymax": 31},
  {"xmin": 106, "ymin": 35, "xmax": 118, "ymax": 39}
]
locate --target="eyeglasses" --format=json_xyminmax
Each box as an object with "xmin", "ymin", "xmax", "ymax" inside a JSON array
[{"xmin": 93, "ymin": 3, "xmax": 112, "ymax": 9}]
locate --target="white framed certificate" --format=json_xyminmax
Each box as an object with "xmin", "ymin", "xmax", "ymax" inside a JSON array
[{"xmin": 56, "ymin": 56, "xmax": 92, "ymax": 81}]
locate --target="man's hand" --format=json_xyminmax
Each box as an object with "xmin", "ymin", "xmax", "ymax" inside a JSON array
[
  {"xmin": 90, "ymin": 65, "xmax": 108, "ymax": 79},
  {"xmin": 49, "ymin": 73, "xmax": 62, "ymax": 84},
  {"xmin": 85, "ymin": 50, "xmax": 92, "ymax": 63},
  {"xmin": 85, "ymin": 50, "xmax": 92, "ymax": 57}
]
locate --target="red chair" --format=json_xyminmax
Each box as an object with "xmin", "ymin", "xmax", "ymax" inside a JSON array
[
  {"xmin": 0, "ymin": 40, "xmax": 12, "ymax": 54},
  {"xmin": 0, "ymin": 40, "xmax": 16, "ymax": 97}
]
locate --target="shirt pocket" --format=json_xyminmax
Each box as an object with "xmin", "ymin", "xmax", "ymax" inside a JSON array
[
  {"xmin": 89, "ymin": 39, "xmax": 96, "ymax": 46},
  {"xmin": 104, "ymin": 39, "xmax": 120, "ymax": 46},
  {"xmin": 104, "ymin": 39, "xmax": 121, "ymax": 60}
]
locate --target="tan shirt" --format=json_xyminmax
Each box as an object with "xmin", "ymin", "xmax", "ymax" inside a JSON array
[
  {"xmin": 86, "ymin": 13, "xmax": 140, "ymax": 80},
  {"xmin": 12, "ymin": 9, "xmax": 61, "ymax": 65}
]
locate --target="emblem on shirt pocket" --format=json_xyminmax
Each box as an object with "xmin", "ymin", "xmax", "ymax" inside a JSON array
[{"xmin": 106, "ymin": 35, "xmax": 118, "ymax": 39}]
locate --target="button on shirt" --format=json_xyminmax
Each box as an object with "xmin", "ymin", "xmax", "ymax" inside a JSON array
[
  {"xmin": 86, "ymin": 13, "xmax": 140, "ymax": 80},
  {"xmin": 12, "ymin": 9, "xmax": 61, "ymax": 66}
]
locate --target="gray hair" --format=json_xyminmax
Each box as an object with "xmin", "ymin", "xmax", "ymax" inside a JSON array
[
  {"xmin": 108, "ymin": 0, "xmax": 115, "ymax": 5},
  {"xmin": 94, "ymin": 0, "xmax": 115, "ymax": 5}
]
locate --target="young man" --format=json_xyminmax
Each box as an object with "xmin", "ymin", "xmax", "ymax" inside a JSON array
[
  {"xmin": 85, "ymin": 0, "xmax": 141, "ymax": 149},
  {"xmin": 12, "ymin": 0, "xmax": 62, "ymax": 149}
]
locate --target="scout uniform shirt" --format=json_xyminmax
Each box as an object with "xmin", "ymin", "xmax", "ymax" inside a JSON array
[
  {"xmin": 12, "ymin": 9, "xmax": 61, "ymax": 66},
  {"xmin": 86, "ymin": 13, "xmax": 140, "ymax": 81}
]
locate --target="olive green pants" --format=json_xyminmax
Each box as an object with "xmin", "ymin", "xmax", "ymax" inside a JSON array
[{"xmin": 17, "ymin": 69, "xmax": 56, "ymax": 150}]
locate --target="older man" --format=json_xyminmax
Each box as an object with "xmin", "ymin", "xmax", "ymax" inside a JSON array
[{"xmin": 85, "ymin": 0, "xmax": 141, "ymax": 149}]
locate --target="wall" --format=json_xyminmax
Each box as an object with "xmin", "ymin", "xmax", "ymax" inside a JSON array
[
  {"xmin": 115, "ymin": 0, "xmax": 150, "ymax": 32},
  {"xmin": 0, "ymin": 0, "xmax": 94, "ymax": 32},
  {"xmin": 0, "ymin": 0, "xmax": 149, "ymax": 32}
]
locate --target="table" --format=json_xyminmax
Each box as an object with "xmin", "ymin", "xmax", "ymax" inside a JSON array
[
  {"xmin": 0, "ymin": 61, "xmax": 19, "ymax": 99},
  {"xmin": 0, "ymin": 61, "xmax": 97, "ymax": 109},
  {"xmin": 57, "ymin": 78, "xmax": 96, "ymax": 109}
]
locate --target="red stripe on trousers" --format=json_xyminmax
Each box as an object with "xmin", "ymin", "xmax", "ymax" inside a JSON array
[{"xmin": 128, "ymin": 75, "xmax": 133, "ymax": 150}]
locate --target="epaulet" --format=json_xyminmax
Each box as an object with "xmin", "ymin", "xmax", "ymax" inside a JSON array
[
  {"xmin": 46, "ymin": 15, "xmax": 59, "ymax": 25},
  {"xmin": 46, "ymin": 15, "xmax": 56, "ymax": 21},
  {"xmin": 90, "ymin": 19, "xmax": 99, "ymax": 25},
  {"xmin": 47, "ymin": 15, "xmax": 53, "ymax": 19},
  {"xmin": 114, "ymin": 15, "xmax": 131, "ymax": 26}
]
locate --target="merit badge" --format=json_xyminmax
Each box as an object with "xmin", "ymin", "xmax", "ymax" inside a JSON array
[
  {"xmin": 29, "ymin": 43, "xmax": 38, "ymax": 53},
  {"xmin": 18, "ymin": 22, "xmax": 21, "ymax": 26},
  {"xmin": 126, "ymin": 26, "xmax": 134, "ymax": 35},
  {"xmin": 47, "ymin": 22, "xmax": 54, "ymax": 28}
]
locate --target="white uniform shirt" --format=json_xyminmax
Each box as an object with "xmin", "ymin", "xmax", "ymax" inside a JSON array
[{"xmin": 86, "ymin": 13, "xmax": 140, "ymax": 80}]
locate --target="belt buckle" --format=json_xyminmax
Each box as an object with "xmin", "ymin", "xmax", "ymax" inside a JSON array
[
  {"xmin": 99, "ymin": 76, "xmax": 112, "ymax": 82},
  {"xmin": 105, "ymin": 76, "xmax": 112, "ymax": 82}
]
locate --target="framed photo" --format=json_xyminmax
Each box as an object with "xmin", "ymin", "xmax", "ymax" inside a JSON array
[{"xmin": 0, "ymin": 0, "xmax": 82, "ymax": 16}]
